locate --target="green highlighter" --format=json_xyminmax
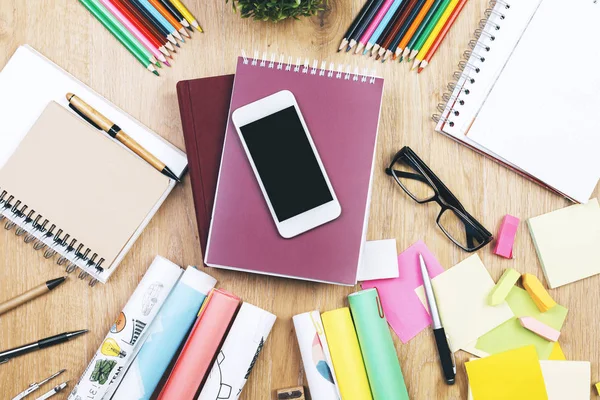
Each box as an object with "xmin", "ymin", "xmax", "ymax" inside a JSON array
[{"xmin": 348, "ymin": 288, "xmax": 410, "ymax": 400}]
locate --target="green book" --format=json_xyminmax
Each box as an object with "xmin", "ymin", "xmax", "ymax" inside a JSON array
[{"xmin": 348, "ymin": 288, "xmax": 410, "ymax": 400}]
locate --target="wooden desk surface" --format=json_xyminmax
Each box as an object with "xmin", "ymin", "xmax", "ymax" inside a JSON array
[{"xmin": 0, "ymin": 0, "xmax": 598, "ymax": 399}]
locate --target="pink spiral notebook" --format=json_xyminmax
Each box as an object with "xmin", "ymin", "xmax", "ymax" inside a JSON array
[{"xmin": 205, "ymin": 56, "xmax": 384, "ymax": 285}]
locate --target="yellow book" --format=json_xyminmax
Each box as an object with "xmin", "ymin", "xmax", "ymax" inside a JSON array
[{"xmin": 321, "ymin": 308, "xmax": 372, "ymax": 400}]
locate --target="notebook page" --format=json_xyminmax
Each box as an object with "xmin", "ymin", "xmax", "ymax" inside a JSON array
[
  {"xmin": 0, "ymin": 102, "xmax": 170, "ymax": 267},
  {"xmin": 467, "ymin": 0, "xmax": 600, "ymax": 203},
  {"xmin": 436, "ymin": 0, "xmax": 542, "ymax": 138}
]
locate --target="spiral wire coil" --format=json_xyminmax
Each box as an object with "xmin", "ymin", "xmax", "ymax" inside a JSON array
[{"xmin": 432, "ymin": 0, "xmax": 511, "ymax": 127}]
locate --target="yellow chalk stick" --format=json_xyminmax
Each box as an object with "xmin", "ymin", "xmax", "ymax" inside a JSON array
[
  {"xmin": 489, "ymin": 268, "xmax": 521, "ymax": 305},
  {"xmin": 522, "ymin": 273, "xmax": 557, "ymax": 312}
]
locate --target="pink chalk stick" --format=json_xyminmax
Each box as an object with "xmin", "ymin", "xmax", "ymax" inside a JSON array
[
  {"xmin": 494, "ymin": 214, "xmax": 519, "ymax": 258},
  {"xmin": 519, "ymin": 316, "xmax": 560, "ymax": 342}
]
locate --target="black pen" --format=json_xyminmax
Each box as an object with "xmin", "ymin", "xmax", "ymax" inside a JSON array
[
  {"xmin": 419, "ymin": 253, "xmax": 456, "ymax": 384},
  {"xmin": 0, "ymin": 330, "xmax": 88, "ymax": 364}
]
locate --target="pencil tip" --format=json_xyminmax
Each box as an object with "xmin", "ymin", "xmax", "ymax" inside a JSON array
[
  {"xmin": 176, "ymin": 43, "xmax": 181, "ymax": 48},
  {"xmin": 164, "ymin": 60, "xmax": 171, "ymax": 67},
  {"xmin": 153, "ymin": 70, "xmax": 160, "ymax": 76},
  {"xmin": 418, "ymin": 67, "xmax": 423, "ymax": 73},
  {"xmin": 399, "ymin": 57, "xmax": 403, "ymax": 62}
]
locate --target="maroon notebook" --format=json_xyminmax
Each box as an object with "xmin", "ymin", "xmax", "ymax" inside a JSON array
[
  {"xmin": 204, "ymin": 57, "xmax": 384, "ymax": 285},
  {"xmin": 176, "ymin": 74, "xmax": 234, "ymax": 255}
]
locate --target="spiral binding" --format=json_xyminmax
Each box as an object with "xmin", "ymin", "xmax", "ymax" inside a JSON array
[
  {"xmin": 432, "ymin": 0, "xmax": 511, "ymax": 127},
  {"xmin": 241, "ymin": 50, "xmax": 378, "ymax": 84},
  {"xmin": 0, "ymin": 188, "xmax": 102, "ymax": 286}
]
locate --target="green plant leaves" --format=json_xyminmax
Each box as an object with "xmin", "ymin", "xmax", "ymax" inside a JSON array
[{"xmin": 226, "ymin": 0, "xmax": 325, "ymax": 22}]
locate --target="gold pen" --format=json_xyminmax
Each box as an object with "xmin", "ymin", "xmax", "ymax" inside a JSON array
[{"xmin": 66, "ymin": 93, "xmax": 180, "ymax": 182}]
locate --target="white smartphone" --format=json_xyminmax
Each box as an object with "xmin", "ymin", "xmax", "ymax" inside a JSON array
[{"xmin": 232, "ymin": 90, "xmax": 341, "ymax": 238}]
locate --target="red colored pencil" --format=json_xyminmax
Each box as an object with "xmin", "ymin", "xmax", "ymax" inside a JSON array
[
  {"xmin": 418, "ymin": 0, "xmax": 468, "ymax": 72},
  {"xmin": 107, "ymin": 0, "xmax": 171, "ymax": 57},
  {"xmin": 114, "ymin": 0, "xmax": 177, "ymax": 49}
]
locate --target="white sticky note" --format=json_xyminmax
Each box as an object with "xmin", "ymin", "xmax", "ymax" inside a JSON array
[
  {"xmin": 415, "ymin": 254, "xmax": 514, "ymax": 352},
  {"xmin": 357, "ymin": 239, "xmax": 399, "ymax": 282}
]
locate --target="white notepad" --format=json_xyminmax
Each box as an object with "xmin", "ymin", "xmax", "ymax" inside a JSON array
[
  {"xmin": 528, "ymin": 198, "xmax": 600, "ymax": 288},
  {"xmin": 0, "ymin": 45, "xmax": 188, "ymax": 283},
  {"xmin": 437, "ymin": 0, "xmax": 600, "ymax": 203}
]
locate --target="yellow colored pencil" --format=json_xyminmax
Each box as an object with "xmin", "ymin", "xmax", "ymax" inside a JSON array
[
  {"xmin": 167, "ymin": 0, "xmax": 202, "ymax": 32},
  {"xmin": 411, "ymin": 0, "xmax": 459, "ymax": 70}
]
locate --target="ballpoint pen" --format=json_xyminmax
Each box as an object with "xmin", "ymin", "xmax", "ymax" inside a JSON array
[
  {"xmin": 66, "ymin": 93, "xmax": 181, "ymax": 182},
  {"xmin": 11, "ymin": 369, "xmax": 66, "ymax": 400},
  {"xmin": 34, "ymin": 381, "xmax": 68, "ymax": 400},
  {"xmin": 0, "ymin": 330, "xmax": 88, "ymax": 364},
  {"xmin": 419, "ymin": 253, "xmax": 456, "ymax": 384}
]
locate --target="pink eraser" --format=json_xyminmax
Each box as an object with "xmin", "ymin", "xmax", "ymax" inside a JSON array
[
  {"xmin": 519, "ymin": 316, "xmax": 560, "ymax": 342},
  {"xmin": 494, "ymin": 214, "xmax": 519, "ymax": 258}
]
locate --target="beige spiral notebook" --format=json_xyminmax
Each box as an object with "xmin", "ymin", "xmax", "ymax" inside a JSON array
[{"xmin": 0, "ymin": 102, "xmax": 170, "ymax": 282}]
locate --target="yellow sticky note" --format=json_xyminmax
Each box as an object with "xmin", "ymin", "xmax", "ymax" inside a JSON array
[
  {"xmin": 321, "ymin": 308, "xmax": 373, "ymax": 400},
  {"xmin": 549, "ymin": 342, "xmax": 566, "ymax": 360},
  {"xmin": 466, "ymin": 346, "xmax": 548, "ymax": 400},
  {"xmin": 595, "ymin": 382, "xmax": 600, "ymax": 395}
]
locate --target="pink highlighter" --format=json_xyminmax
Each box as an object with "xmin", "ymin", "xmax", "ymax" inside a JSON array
[{"xmin": 158, "ymin": 289, "xmax": 241, "ymax": 400}]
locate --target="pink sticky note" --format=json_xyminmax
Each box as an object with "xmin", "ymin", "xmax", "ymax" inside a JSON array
[
  {"xmin": 361, "ymin": 241, "xmax": 445, "ymax": 343},
  {"xmin": 519, "ymin": 316, "xmax": 561, "ymax": 342},
  {"xmin": 494, "ymin": 215, "xmax": 519, "ymax": 258}
]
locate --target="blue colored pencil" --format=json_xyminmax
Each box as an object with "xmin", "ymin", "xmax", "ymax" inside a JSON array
[
  {"xmin": 364, "ymin": 0, "xmax": 404, "ymax": 55},
  {"xmin": 136, "ymin": 0, "xmax": 186, "ymax": 41}
]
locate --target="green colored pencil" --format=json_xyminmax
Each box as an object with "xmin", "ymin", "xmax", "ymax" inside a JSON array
[
  {"xmin": 408, "ymin": 0, "xmax": 452, "ymax": 61},
  {"xmin": 79, "ymin": 0, "xmax": 159, "ymax": 75},
  {"xmin": 402, "ymin": 0, "xmax": 444, "ymax": 61}
]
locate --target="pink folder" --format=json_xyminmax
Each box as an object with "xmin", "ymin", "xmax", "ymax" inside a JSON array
[
  {"xmin": 158, "ymin": 289, "xmax": 241, "ymax": 400},
  {"xmin": 205, "ymin": 57, "xmax": 385, "ymax": 285}
]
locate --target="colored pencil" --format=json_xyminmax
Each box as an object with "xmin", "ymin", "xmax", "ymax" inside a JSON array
[
  {"xmin": 100, "ymin": 0, "xmax": 170, "ymax": 66},
  {"xmin": 355, "ymin": 0, "xmax": 395, "ymax": 54},
  {"xmin": 411, "ymin": 0, "xmax": 459, "ymax": 68},
  {"xmin": 395, "ymin": 0, "xmax": 435, "ymax": 60},
  {"xmin": 148, "ymin": 0, "xmax": 189, "ymax": 38},
  {"xmin": 157, "ymin": 0, "xmax": 191, "ymax": 30},
  {"xmin": 371, "ymin": 0, "xmax": 410, "ymax": 56},
  {"xmin": 137, "ymin": 0, "xmax": 185, "ymax": 41},
  {"xmin": 117, "ymin": 0, "xmax": 177, "ymax": 48},
  {"xmin": 79, "ymin": 0, "xmax": 159, "ymax": 75},
  {"xmin": 418, "ymin": 0, "xmax": 468, "ymax": 72},
  {"xmin": 168, "ymin": 0, "xmax": 202, "ymax": 32},
  {"xmin": 348, "ymin": 0, "xmax": 385, "ymax": 51},
  {"xmin": 402, "ymin": 0, "xmax": 443, "ymax": 60},
  {"xmin": 88, "ymin": 0, "xmax": 159, "ymax": 66},
  {"xmin": 127, "ymin": 0, "xmax": 179, "ymax": 46},
  {"xmin": 408, "ymin": 0, "xmax": 452, "ymax": 61},
  {"xmin": 364, "ymin": 0, "xmax": 403, "ymax": 54},
  {"xmin": 376, "ymin": 0, "xmax": 417, "ymax": 60},
  {"xmin": 109, "ymin": 0, "xmax": 171, "ymax": 56},
  {"xmin": 339, "ymin": 0, "xmax": 378, "ymax": 51},
  {"xmin": 383, "ymin": 0, "xmax": 427, "ymax": 61}
]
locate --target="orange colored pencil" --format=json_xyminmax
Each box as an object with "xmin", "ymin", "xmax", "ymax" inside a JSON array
[
  {"xmin": 148, "ymin": 0, "xmax": 189, "ymax": 38},
  {"xmin": 394, "ymin": 0, "xmax": 436, "ymax": 60},
  {"xmin": 418, "ymin": 0, "xmax": 468, "ymax": 72},
  {"xmin": 376, "ymin": 0, "xmax": 418, "ymax": 60}
]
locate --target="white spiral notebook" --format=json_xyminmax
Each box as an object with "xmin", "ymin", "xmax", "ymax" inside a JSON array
[
  {"xmin": 436, "ymin": 0, "xmax": 600, "ymax": 203},
  {"xmin": 0, "ymin": 45, "xmax": 188, "ymax": 285}
]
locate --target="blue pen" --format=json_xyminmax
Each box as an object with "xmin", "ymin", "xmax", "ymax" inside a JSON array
[
  {"xmin": 137, "ymin": 0, "xmax": 187, "ymax": 41},
  {"xmin": 364, "ymin": 0, "xmax": 404, "ymax": 55}
]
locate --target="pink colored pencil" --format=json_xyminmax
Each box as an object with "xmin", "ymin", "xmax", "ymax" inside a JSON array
[
  {"xmin": 355, "ymin": 0, "xmax": 395, "ymax": 54},
  {"xmin": 99, "ymin": 0, "xmax": 171, "ymax": 66}
]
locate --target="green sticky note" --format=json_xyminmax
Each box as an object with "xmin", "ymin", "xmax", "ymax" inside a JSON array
[
  {"xmin": 348, "ymin": 289, "xmax": 409, "ymax": 400},
  {"xmin": 476, "ymin": 287, "xmax": 568, "ymax": 359}
]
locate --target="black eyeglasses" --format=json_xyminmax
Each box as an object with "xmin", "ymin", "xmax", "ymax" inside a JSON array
[{"xmin": 386, "ymin": 146, "xmax": 493, "ymax": 252}]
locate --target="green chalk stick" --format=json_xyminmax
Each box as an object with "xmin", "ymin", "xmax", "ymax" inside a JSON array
[{"xmin": 348, "ymin": 288, "xmax": 409, "ymax": 400}]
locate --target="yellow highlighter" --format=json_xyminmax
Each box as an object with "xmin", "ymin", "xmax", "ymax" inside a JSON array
[
  {"xmin": 168, "ymin": 0, "xmax": 203, "ymax": 32},
  {"xmin": 321, "ymin": 308, "xmax": 373, "ymax": 400}
]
